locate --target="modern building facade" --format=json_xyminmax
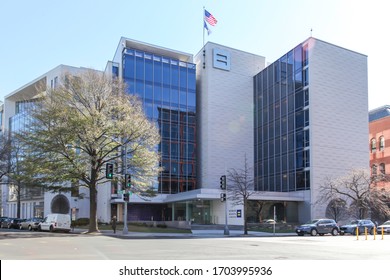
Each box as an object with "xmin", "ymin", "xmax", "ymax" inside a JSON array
[
  {"xmin": 369, "ymin": 105, "xmax": 390, "ymax": 188},
  {"xmin": 254, "ymin": 38, "xmax": 369, "ymax": 222},
  {"xmin": 104, "ymin": 38, "xmax": 265, "ymax": 225},
  {"xmin": 1, "ymin": 37, "xmax": 369, "ymax": 225},
  {"xmin": 1, "ymin": 65, "xmax": 93, "ymax": 219}
]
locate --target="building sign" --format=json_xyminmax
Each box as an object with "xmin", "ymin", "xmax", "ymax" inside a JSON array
[
  {"xmin": 213, "ymin": 48, "xmax": 231, "ymax": 71},
  {"xmin": 229, "ymin": 209, "xmax": 242, "ymax": 218}
]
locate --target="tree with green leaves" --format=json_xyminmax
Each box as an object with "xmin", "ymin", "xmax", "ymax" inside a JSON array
[
  {"xmin": 0, "ymin": 133, "xmax": 12, "ymax": 181},
  {"xmin": 0, "ymin": 134, "xmax": 41, "ymax": 218},
  {"xmin": 226, "ymin": 155, "xmax": 255, "ymax": 235},
  {"xmin": 16, "ymin": 70, "xmax": 161, "ymax": 233}
]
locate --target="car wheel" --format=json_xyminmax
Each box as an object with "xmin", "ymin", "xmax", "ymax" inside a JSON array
[
  {"xmin": 310, "ymin": 229, "xmax": 318, "ymax": 236},
  {"xmin": 28, "ymin": 225, "xmax": 32, "ymax": 231},
  {"xmin": 49, "ymin": 226, "xmax": 54, "ymax": 232},
  {"xmin": 19, "ymin": 224, "xmax": 23, "ymax": 230},
  {"xmin": 38, "ymin": 225, "xmax": 42, "ymax": 232},
  {"xmin": 369, "ymin": 228, "xmax": 374, "ymax": 235},
  {"xmin": 331, "ymin": 228, "xmax": 339, "ymax": 236}
]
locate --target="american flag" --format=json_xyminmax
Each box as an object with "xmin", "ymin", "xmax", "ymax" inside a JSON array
[{"xmin": 204, "ymin": 9, "xmax": 217, "ymax": 26}]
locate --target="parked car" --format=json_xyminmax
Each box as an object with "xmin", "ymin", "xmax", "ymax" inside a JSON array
[
  {"xmin": 0, "ymin": 217, "xmax": 11, "ymax": 228},
  {"xmin": 339, "ymin": 219, "xmax": 376, "ymax": 235},
  {"xmin": 19, "ymin": 217, "xmax": 44, "ymax": 231},
  {"xmin": 263, "ymin": 219, "xmax": 276, "ymax": 224},
  {"xmin": 0, "ymin": 217, "xmax": 8, "ymax": 226},
  {"xmin": 2, "ymin": 218, "xmax": 25, "ymax": 229},
  {"xmin": 38, "ymin": 214, "xmax": 71, "ymax": 232},
  {"xmin": 15, "ymin": 218, "xmax": 26, "ymax": 229},
  {"xmin": 295, "ymin": 218, "xmax": 339, "ymax": 236},
  {"xmin": 377, "ymin": 220, "xmax": 390, "ymax": 234}
]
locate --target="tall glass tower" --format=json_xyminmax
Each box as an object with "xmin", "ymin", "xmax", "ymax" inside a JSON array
[
  {"xmin": 254, "ymin": 43, "xmax": 310, "ymax": 192},
  {"xmin": 119, "ymin": 40, "xmax": 197, "ymax": 194}
]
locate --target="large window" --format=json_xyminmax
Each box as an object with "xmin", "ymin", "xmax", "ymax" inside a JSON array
[
  {"xmin": 370, "ymin": 138, "xmax": 376, "ymax": 153},
  {"xmin": 372, "ymin": 164, "xmax": 377, "ymax": 176},
  {"xmin": 379, "ymin": 136, "xmax": 385, "ymax": 151},
  {"xmin": 122, "ymin": 48, "xmax": 197, "ymax": 193},
  {"xmin": 254, "ymin": 43, "xmax": 310, "ymax": 192},
  {"xmin": 379, "ymin": 163, "xmax": 386, "ymax": 175}
]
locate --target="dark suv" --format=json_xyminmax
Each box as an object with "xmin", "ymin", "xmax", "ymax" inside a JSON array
[
  {"xmin": 339, "ymin": 219, "xmax": 376, "ymax": 235},
  {"xmin": 295, "ymin": 219, "xmax": 339, "ymax": 236}
]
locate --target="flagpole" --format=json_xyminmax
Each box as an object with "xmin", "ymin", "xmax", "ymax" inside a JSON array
[{"xmin": 203, "ymin": 6, "xmax": 205, "ymax": 47}]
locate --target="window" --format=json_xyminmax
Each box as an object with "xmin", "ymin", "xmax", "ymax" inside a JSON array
[
  {"xmin": 371, "ymin": 138, "xmax": 376, "ymax": 153},
  {"xmin": 379, "ymin": 136, "xmax": 385, "ymax": 151},
  {"xmin": 379, "ymin": 163, "xmax": 385, "ymax": 175},
  {"xmin": 372, "ymin": 164, "xmax": 377, "ymax": 176}
]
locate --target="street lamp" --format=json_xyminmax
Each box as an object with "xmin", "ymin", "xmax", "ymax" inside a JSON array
[
  {"xmin": 104, "ymin": 135, "xmax": 129, "ymax": 235},
  {"xmin": 220, "ymin": 174, "xmax": 229, "ymax": 236},
  {"xmin": 122, "ymin": 143, "xmax": 129, "ymax": 234}
]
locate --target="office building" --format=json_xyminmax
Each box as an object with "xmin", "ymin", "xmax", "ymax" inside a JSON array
[
  {"xmin": 369, "ymin": 105, "xmax": 390, "ymax": 188},
  {"xmin": 254, "ymin": 37, "xmax": 368, "ymax": 222},
  {"xmin": 1, "ymin": 37, "xmax": 369, "ymax": 225},
  {"xmin": 1, "ymin": 65, "xmax": 92, "ymax": 219}
]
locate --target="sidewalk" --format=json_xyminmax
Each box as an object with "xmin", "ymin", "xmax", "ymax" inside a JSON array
[{"xmin": 73, "ymin": 228, "xmax": 295, "ymax": 238}]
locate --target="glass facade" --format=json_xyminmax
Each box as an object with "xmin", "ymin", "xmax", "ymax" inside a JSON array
[
  {"xmin": 254, "ymin": 43, "xmax": 310, "ymax": 192},
  {"xmin": 122, "ymin": 48, "xmax": 197, "ymax": 194}
]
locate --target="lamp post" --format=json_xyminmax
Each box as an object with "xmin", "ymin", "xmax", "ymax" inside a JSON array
[
  {"xmin": 223, "ymin": 175, "xmax": 229, "ymax": 236},
  {"xmin": 224, "ymin": 189, "xmax": 229, "ymax": 236},
  {"xmin": 122, "ymin": 144, "xmax": 128, "ymax": 235}
]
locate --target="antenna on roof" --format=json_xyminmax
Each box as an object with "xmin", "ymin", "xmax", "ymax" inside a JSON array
[{"xmin": 310, "ymin": 28, "xmax": 313, "ymax": 37}]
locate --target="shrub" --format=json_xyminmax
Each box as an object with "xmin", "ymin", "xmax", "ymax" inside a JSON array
[
  {"xmin": 156, "ymin": 224, "xmax": 167, "ymax": 228},
  {"xmin": 71, "ymin": 218, "xmax": 90, "ymax": 227}
]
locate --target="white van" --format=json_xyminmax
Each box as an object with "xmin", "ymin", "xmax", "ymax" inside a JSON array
[{"xmin": 38, "ymin": 214, "xmax": 71, "ymax": 233}]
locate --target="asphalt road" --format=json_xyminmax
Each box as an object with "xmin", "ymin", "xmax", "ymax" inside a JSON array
[{"xmin": 1, "ymin": 228, "xmax": 389, "ymax": 260}]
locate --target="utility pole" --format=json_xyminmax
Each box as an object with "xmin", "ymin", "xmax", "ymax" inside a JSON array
[
  {"xmin": 220, "ymin": 175, "xmax": 229, "ymax": 235},
  {"xmin": 122, "ymin": 144, "xmax": 128, "ymax": 234}
]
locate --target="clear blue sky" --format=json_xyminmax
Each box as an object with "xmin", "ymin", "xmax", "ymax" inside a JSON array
[{"xmin": 1, "ymin": 0, "xmax": 389, "ymax": 110}]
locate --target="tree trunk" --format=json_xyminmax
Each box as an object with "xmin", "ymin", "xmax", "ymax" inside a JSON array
[
  {"xmin": 88, "ymin": 184, "xmax": 98, "ymax": 233},
  {"xmin": 244, "ymin": 198, "xmax": 248, "ymax": 235},
  {"xmin": 17, "ymin": 186, "xmax": 21, "ymax": 218},
  {"xmin": 88, "ymin": 165, "xmax": 99, "ymax": 233}
]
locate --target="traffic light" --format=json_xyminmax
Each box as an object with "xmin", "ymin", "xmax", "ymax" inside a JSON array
[
  {"xmin": 106, "ymin": 163, "xmax": 114, "ymax": 179},
  {"xmin": 125, "ymin": 174, "xmax": 131, "ymax": 188},
  {"xmin": 220, "ymin": 193, "xmax": 226, "ymax": 202},
  {"xmin": 123, "ymin": 193, "xmax": 129, "ymax": 202},
  {"xmin": 220, "ymin": 175, "xmax": 226, "ymax": 189}
]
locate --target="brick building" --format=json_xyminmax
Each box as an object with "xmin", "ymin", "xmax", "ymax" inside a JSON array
[{"xmin": 369, "ymin": 105, "xmax": 390, "ymax": 188}]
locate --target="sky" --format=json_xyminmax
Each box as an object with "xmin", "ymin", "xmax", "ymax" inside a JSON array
[{"xmin": 1, "ymin": 0, "xmax": 389, "ymax": 110}]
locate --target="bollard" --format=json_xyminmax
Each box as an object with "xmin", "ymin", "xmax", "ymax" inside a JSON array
[
  {"xmin": 382, "ymin": 227, "xmax": 384, "ymax": 240},
  {"xmin": 365, "ymin": 227, "xmax": 368, "ymax": 240},
  {"xmin": 356, "ymin": 227, "xmax": 359, "ymax": 240},
  {"xmin": 373, "ymin": 227, "xmax": 376, "ymax": 240}
]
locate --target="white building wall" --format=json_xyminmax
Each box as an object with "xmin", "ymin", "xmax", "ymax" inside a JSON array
[
  {"xmin": 1, "ymin": 65, "xmax": 95, "ymax": 219},
  {"xmin": 308, "ymin": 38, "xmax": 369, "ymax": 219},
  {"xmin": 194, "ymin": 43, "xmax": 265, "ymax": 226},
  {"xmin": 195, "ymin": 43, "xmax": 265, "ymax": 194}
]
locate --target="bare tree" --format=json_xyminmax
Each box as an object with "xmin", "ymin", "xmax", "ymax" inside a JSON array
[
  {"xmin": 16, "ymin": 70, "xmax": 161, "ymax": 233},
  {"xmin": 325, "ymin": 198, "xmax": 348, "ymax": 223},
  {"xmin": 250, "ymin": 201, "xmax": 266, "ymax": 223},
  {"xmin": 226, "ymin": 155, "xmax": 255, "ymax": 235},
  {"xmin": 317, "ymin": 169, "xmax": 390, "ymax": 221}
]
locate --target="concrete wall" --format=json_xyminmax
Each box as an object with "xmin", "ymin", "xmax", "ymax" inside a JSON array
[
  {"xmin": 195, "ymin": 43, "xmax": 265, "ymax": 192},
  {"xmin": 308, "ymin": 38, "xmax": 369, "ymax": 219}
]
